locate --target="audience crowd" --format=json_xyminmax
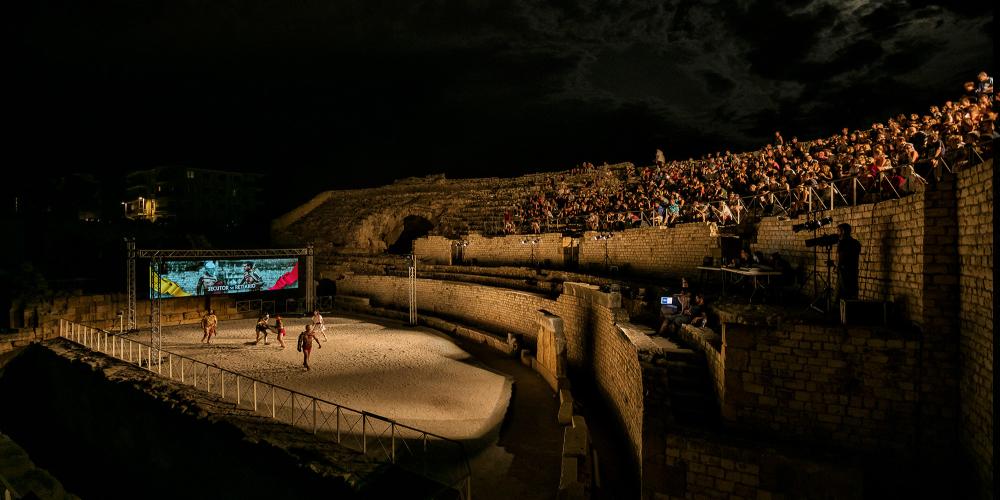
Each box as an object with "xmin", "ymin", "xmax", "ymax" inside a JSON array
[{"xmin": 511, "ymin": 72, "xmax": 995, "ymax": 234}]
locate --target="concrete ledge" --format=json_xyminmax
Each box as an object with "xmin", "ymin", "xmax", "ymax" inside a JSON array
[{"xmin": 332, "ymin": 300, "xmax": 516, "ymax": 356}]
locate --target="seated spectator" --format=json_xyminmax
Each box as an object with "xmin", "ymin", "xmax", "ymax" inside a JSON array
[{"xmin": 667, "ymin": 292, "xmax": 707, "ymax": 335}]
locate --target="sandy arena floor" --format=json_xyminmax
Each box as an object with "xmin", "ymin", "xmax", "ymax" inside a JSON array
[{"xmin": 147, "ymin": 314, "xmax": 512, "ymax": 442}]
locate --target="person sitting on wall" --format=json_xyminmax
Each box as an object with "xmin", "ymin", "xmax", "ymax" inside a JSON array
[{"xmin": 667, "ymin": 292, "xmax": 706, "ymax": 336}]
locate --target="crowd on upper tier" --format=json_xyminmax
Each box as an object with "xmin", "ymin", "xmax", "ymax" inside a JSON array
[{"xmin": 510, "ymin": 72, "xmax": 995, "ymax": 234}]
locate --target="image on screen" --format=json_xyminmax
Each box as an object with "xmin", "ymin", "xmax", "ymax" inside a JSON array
[{"xmin": 149, "ymin": 258, "xmax": 299, "ymax": 298}]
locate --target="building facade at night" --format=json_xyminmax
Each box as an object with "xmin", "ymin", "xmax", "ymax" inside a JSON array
[{"xmin": 124, "ymin": 166, "xmax": 264, "ymax": 228}]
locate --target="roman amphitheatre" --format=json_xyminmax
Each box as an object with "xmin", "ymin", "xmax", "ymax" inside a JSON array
[{"xmin": 1, "ymin": 84, "xmax": 994, "ymax": 500}]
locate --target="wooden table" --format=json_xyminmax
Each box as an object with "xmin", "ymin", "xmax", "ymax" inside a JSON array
[{"xmin": 720, "ymin": 267, "xmax": 784, "ymax": 304}]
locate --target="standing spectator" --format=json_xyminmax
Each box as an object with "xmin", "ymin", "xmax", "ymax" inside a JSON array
[
  {"xmin": 297, "ymin": 324, "xmax": 322, "ymax": 371},
  {"xmin": 835, "ymin": 223, "xmax": 862, "ymax": 301},
  {"xmin": 312, "ymin": 309, "xmax": 328, "ymax": 341},
  {"xmin": 200, "ymin": 309, "xmax": 218, "ymax": 344},
  {"xmin": 655, "ymin": 149, "xmax": 666, "ymax": 167}
]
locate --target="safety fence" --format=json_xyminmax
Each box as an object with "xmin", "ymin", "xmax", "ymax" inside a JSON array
[
  {"xmin": 235, "ymin": 296, "xmax": 335, "ymax": 316},
  {"xmin": 506, "ymin": 169, "xmax": 924, "ymax": 234},
  {"xmin": 58, "ymin": 319, "xmax": 472, "ymax": 499}
]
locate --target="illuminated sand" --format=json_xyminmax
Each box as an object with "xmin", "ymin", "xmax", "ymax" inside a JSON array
[{"xmin": 155, "ymin": 315, "xmax": 512, "ymax": 442}]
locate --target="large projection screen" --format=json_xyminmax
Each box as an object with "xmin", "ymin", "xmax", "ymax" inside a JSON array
[{"xmin": 149, "ymin": 258, "xmax": 299, "ymax": 298}]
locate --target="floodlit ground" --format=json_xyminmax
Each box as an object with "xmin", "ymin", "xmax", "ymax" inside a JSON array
[{"xmin": 150, "ymin": 314, "xmax": 512, "ymax": 442}]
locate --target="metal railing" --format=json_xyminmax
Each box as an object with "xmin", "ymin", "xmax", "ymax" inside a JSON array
[
  {"xmin": 58, "ymin": 319, "xmax": 472, "ymax": 498},
  {"xmin": 236, "ymin": 299, "xmax": 262, "ymax": 313}
]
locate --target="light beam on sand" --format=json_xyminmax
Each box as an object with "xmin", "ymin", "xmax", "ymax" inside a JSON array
[{"xmin": 150, "ymin": 315, "xmax": 512, "ymax": 442}]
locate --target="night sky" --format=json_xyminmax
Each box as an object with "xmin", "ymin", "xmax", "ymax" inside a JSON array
[{"xmin": 8, "ymin": 0, "xmax": 994, "ymax": 196}]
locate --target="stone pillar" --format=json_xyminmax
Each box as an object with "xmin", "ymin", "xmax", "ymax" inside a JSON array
[
  {"xmin": 536, "ymin": 309, "xmax": 568, "ymax": 392},
  {"xmin": 916, "ymin": 178, "xmax": 961, "ymax": 454}
]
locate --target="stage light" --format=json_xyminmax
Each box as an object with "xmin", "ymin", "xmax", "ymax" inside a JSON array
[{"xmin": 792, "ymin": 216, "xmax": 833, "ymax": 233}]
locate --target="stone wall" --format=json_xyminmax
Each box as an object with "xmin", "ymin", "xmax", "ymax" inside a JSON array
[
  {"xmin": 658, "ymin": 433, "xmax": 863, "ymax": 499},
  {"xmin": 460, "ymin": 232, "xmax": 565, "ymax": 267},
  {"xmin": 336, "ymin": 275, "xmax": 646, "ymax": 468},
  {"xmin": 412, "ymin": 235, "xmax": 453, "ymax": 265},
  {"xmin": 956, "ymin": 159, "xmax": 994, "ymax": 498},
  {"xmin": 22, "ymin": 293, "xmax": 255, "ymax": 340},
  {"xmin": 677, "ymin": 325, "xmax": 724, "ymax": 405},
  {"xmin": 720, "ymin": 321, "xmax": 940, "ymax": 454},
  {"xmin": 338, "ymin": 275, "xmax": 547, "ymax": 345},
  {"xmin": 578, "ymin": 224, "xmax": 716, "ymax": 278},
  {"xmin": 411, "ymin": 222, "xmax": 717, "ymax": 278}
]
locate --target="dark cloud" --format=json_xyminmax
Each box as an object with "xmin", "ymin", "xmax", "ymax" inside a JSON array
[{"xmin": 5, "ymin": 0, "xmax": 994, "ymax": 198}]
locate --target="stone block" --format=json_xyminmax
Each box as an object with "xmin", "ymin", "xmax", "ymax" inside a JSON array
[
  {"xmin": 558, "ymin": 480, "xmax": 586, "ymax": 500},
  {"xmin": 563, "ymin": 425, "xmax": 588, "ymax": 458},
  {"xmin": 558, "ymin": 395, "xmax": 574, "ymax": 425}
]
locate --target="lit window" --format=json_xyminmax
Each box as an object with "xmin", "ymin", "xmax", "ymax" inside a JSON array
[{"xmin": 187, "ymin": 170, "xmax": 195, "ymax": 179}]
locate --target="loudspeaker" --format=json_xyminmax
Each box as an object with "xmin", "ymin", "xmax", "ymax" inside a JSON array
[{"xmin": 840, "ymin": 300, "xmax": 889, "ymax": 326}]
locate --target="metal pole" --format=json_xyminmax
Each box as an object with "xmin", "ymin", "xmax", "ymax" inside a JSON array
[
  {"xmin": 152, "ymin": 258, "xmax": 162, "ymax": 363},
  {"xmin": 126, "ymin": 238, "xmax": 136, "ymax": 331},
  {"xmin": 313, "ymin": 399, "xmax": 317, "ymax": 434},
  {"xmin": 363, "ymin": 415, "xmax": 367, "ymax": 454},
  {"xmin": 271, "ymin": 387, "xmax": 275, "ymax": 418},
  {"xmin": 336, "ymin": 406, "xmax": 341, "ymax": 443},
  {"xmin": 305, "ymin": 244, "xmax": 315, "ymax": 313},
  {"xmin": 253, "ymin": 381, "xmax": 258, "ymax": 412},
  {"xmin": 236, "ymin": 376, "xmax": 241, "ymax": 405},
  {"xmin": 408, "ymin": 255, "xmax": 417, "ymax": 326}
]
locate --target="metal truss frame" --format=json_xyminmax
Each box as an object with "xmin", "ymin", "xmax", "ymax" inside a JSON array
[{"xmin": 127, "ymin": 244, "xmax": 315, "ymax": 356}]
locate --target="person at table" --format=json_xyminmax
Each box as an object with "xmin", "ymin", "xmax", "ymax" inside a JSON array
[{"xmin": 734, "ymin": 249, "xmax": 760, "ymax": 268}]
